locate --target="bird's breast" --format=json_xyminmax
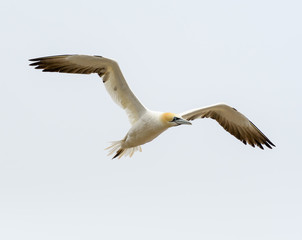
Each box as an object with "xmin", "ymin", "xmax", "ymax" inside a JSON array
[{"xmin": 123, "ymin": 115, "xmax": 168, "ymax": 148}]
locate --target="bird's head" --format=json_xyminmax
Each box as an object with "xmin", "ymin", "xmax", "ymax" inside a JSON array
[{"xmin": 161, "ymin": 112, "xmax": 192, "ymax": 127}]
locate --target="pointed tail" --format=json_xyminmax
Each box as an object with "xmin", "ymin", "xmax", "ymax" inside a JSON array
[{"xmin": 105, "ymin": 140, "xmax": 142, "ymax": 159}]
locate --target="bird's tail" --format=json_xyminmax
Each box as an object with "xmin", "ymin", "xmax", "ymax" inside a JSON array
[{"xmin": 105, "ymin": 140, "xmax": 142, "ymax": 159}]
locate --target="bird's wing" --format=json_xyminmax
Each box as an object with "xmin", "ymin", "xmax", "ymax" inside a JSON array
[
  {"xmin": 29, "ymin": 55, "xmax": 146, "ymax": 125},
  {"xmin": 179, "ymin": 103, "xmax": 275, "ymax": 149}
]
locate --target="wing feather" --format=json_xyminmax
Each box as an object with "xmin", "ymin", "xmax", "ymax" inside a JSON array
[
  {"xmin": 29, "ymin": 55, "xmax": 146, "ymax": 124},
  {"xmin": 180, "ymin": 103, "xmax": 275, "ymax": 149}
]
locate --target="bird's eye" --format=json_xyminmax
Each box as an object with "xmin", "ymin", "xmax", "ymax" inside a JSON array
[{"xmin": 172, "ymin": 117, "xmax": 179, "ymax": 122}]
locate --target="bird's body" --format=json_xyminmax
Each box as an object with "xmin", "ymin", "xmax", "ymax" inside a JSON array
[
  {"xmin": 29, "ymin": 54, "xmax": 275, "ymax": 158},
  {"xmin": 106, "ymin": 110, "xmax": 175, "ymax": 158},
  {"xmin": 124, "ymin": 111, "xmax": 169, "ymax": 147}
]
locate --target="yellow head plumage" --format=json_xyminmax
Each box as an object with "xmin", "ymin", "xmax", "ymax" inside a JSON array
[
  {"xmin": 161, "ymin": 112, "xmax": 175, "ymax": 123},
  {"xmin": 160, "ymin": 112, "xmax": 192, "ymax": 127}
]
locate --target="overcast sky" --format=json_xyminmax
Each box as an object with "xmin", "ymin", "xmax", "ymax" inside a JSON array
[{"xmin": 1, "ymin": 0, "xmax": 302, "ymax": 239}]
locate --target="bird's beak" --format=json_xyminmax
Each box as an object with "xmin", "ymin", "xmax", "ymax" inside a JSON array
[{"xmin": 174, "ymin": 118, "xmax": 192, "ymax": 125}]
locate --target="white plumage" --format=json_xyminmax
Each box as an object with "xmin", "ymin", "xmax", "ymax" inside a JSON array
[{"xmin": 29, "ymin": 54, "xmax": 275, "ymax": 158}]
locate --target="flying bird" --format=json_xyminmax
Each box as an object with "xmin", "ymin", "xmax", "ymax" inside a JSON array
[{"xmin": 29, "ymin": 55, "xmax": 275, "ymax": 159}]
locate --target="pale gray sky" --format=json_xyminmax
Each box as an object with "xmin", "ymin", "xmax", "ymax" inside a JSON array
[{"xmin": 1, "ymin": 0, "xmax": 302, "ymax": 239}]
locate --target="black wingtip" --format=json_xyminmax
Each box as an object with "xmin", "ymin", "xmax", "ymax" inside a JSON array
[{"xmin": 29, "ymin": 58, "xmax": 38, "ymax": 62}]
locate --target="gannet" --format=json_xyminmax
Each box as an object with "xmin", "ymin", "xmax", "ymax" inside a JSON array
[{"xmin": 29, "ymin": 55, "xmax": 275, "ymax": 159}]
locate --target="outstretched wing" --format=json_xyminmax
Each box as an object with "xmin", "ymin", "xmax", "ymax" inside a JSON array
[
  {"xmin": 180, "ymin": 103, "xmax": 275, "ymax": 149},
  {"xmin": 29, "ymin": 55, "xmax": 146, "ymax": 124}
]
